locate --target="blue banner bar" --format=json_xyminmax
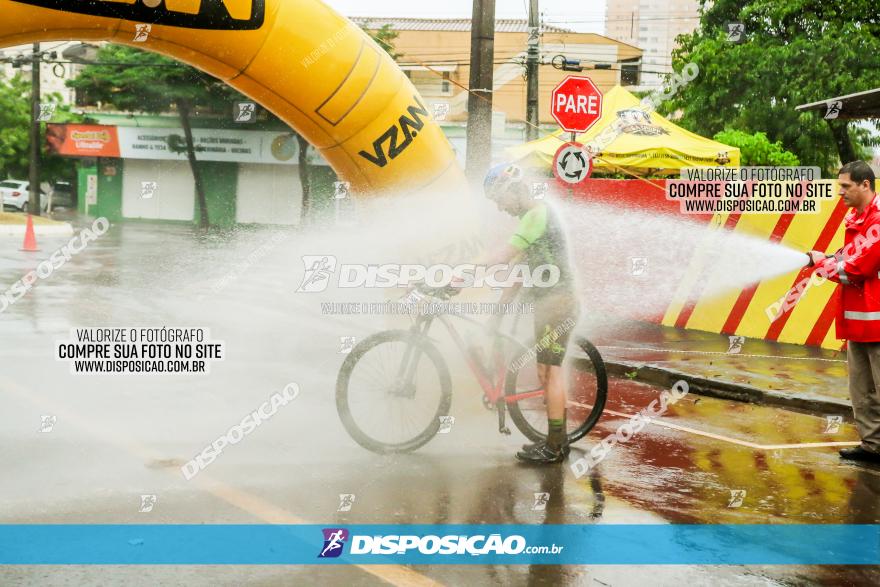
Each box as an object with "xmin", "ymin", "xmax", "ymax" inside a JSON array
[{"xmin": 0, "ymin": 525, "xmax": 877, "ymax": 565}]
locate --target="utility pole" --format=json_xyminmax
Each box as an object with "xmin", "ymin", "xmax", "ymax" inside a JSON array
[
  {"xmin": 525, "ymin": 0, "xmax": 540, "ymax": 141},
  {"xmin": 465, "ymin": 0, "xmax": 496, "ymax": 184},
  {"xmin": 28, "ymin": 42, "xmax": 41, "ymax": 216}
]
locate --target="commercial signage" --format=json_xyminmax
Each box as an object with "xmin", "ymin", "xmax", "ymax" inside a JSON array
[
  {"xmin": 47, "ymin": 125, "xmax": 329, "ymax": 166},
  {"xmin": 46, "ymin": 124, "xmax": 120, "ymax": 158}
]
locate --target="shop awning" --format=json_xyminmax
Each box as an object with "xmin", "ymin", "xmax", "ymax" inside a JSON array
[{"xmin": 796, "ymin": 88, "xmax": 880, "ymax": 119}]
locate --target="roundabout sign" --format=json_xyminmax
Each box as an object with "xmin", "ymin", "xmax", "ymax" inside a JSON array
[{"xmin": 552, "ymin": 142, "xmax": 592, "ymax": 185}]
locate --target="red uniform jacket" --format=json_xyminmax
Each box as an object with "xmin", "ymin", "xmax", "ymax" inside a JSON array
[{"xmin": 816, "ymin": 195, "xmax": 880, "ymax": 342}]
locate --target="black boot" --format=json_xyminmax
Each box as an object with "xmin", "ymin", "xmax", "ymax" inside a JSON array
[{"xmin": 839, "ymin": 445, "xmax": 880, "ymax": 463}]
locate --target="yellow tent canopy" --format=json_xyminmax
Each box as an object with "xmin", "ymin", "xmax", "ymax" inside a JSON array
[{"xmin": 507, "ymin": 85, "xmax": 741, "ymax": 175}]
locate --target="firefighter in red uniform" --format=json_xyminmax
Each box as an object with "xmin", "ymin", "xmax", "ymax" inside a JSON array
[{"xmin": 808, "ymin": 160, "xmax": 880, "ymax": 464}]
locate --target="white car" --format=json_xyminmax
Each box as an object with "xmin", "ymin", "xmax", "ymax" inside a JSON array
[{"xmin": 0, "ymin": 180, "xmax": 47, "ymax": 212}]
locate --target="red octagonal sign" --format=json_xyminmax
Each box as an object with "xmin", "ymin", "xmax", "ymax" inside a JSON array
[{"xmin": 551, "ymin": 76, "xmax": 603, "ymax": 134}]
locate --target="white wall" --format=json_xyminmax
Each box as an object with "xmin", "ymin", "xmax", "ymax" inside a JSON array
[
  {"xmin": 122, "ymin": 159, "xmax": 195, "ymax": 221},
  {"xmin": 235, "ymin": 164, "xmax": 302, "ymax": 225}
]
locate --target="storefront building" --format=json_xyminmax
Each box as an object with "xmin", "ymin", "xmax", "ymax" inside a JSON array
[{"xmin": 48, "ymin": 116, "xmax": 338, "ymax": 227}]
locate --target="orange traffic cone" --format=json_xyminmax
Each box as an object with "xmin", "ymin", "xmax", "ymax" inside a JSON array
[{"xmin": 21, "ymin": 214, "xmax": 40, "ymax": 252}]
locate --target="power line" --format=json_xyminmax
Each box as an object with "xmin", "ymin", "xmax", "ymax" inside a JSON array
[
  {"xmin": 547, "ymin": 14, "xmax": 703, "ymax": 24},
  {"xmin": 401, "ymin": 59, "xmax": 676, "ymax": 74},
  {"xmin": 399, "ymin": 50, "xmax": 673, "ymax": 64},
  {"xmin": 401, "ymin": 51, "xmax": 672, "ymax": 62},
  {"xmin": 399, "ymin": 56, "xmax": 675, "ymax": 67},
  {"xmin": 400, "ymin": 47, "xmax": 675, "ymax": 64},
  {"xmin": 3, "ymin": 55, "xmax": 677, "ymax": 75},
  {"xmin": 401, "ymin": 47, "xmax": 662, "ymax": 59},
  {"xmin": 0, "ymin": 57, "xmax": 192, "ymax": 69}
]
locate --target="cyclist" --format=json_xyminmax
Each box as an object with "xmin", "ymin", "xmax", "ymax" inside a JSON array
[{"xmin": 480, "ymin": 163, "xmax": 580, "ymax": 464}]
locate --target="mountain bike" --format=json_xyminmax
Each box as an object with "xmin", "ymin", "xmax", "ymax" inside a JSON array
[{"xmin": 335, "ymin": 284, "xmax": 608, "ymax": 454}]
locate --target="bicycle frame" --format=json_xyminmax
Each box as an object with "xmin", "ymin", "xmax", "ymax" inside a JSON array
[{"xmin": 407, "ymin": 309, "xmax": 545, "ymax": 407}]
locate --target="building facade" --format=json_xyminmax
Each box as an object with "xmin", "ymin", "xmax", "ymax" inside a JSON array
[
  {"xmin": 353, "ymin": 18, "xmax": 643, "ymax": 129},
  {"xmin": 30, "ymin": 20, "xmax": 646, "ymax": 226},
  {"xmin": 48, "ymin": 115, "xmax": 338, "ymax": 227},
  {"xmin": 604, "ymin": 0, "xmax": 700, "ymax": 90},
  {"xmin": 0, "ymin": 42, "xmax": 81, "ymax": 105}
]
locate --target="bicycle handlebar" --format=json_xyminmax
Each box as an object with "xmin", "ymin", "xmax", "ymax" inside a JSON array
[{"xmin": 412, "ymin": 281, "xmax": 462, "ymax": 301}]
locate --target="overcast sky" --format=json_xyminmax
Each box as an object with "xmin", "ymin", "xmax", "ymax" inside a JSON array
[{"xmin": 323, "ymin": 0, "xmax": 606, "ymax": 34}]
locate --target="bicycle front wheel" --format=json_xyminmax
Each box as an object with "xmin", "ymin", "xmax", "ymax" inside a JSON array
[
  {"xmin": 505, "ymin": 336, "xmax": 608, "ymax": 444},
  {"xmin": 336, "ymin": 330, "xmax": 452, "ymax": 454}
]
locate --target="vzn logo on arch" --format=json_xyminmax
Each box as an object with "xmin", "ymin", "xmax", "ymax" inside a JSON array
[
  {"xmin": 358, "ymin": 96, "xmax": 430, "ymax": 168},
  {"xmin": 9, "ymin": 0, "xmax": 265, "ymax": 30}
]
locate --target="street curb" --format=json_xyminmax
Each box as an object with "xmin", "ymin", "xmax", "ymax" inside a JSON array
[
  {"xmin": 604, "ymin": 359, "xmax": 853, "ymax": 418},
  {"xmin": 0, "ymin": 223, "xmax": 74, "ymax": 237}
]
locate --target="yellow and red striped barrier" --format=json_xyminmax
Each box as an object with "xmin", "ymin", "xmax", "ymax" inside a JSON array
[
  {"xmin": 660, "ymin": 192, "xmax": 847, "ymax": 350},
  {"xmin": 573, "ymin": 178, "xmax": 847, "ymax": 349}
]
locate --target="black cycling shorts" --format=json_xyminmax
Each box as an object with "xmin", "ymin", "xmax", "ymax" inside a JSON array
[{"xmin": 533, "ymin": 293, "xmax": 579, "ymax": 366}]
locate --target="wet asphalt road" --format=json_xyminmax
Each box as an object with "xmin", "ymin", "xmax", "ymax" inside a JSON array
[{"xmin": 1, "ymin": 220, "xmax": 879, "ymax": 586}]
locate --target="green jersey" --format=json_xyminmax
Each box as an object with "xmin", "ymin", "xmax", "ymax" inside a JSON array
[{"xmin": 508, "ymin": 203, "xmax": 574, "ymax": 298}]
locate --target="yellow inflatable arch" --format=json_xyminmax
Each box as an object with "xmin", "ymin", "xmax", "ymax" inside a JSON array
[{"xmin": 0, "ymin": 0, "xmax": 466, "ymax": 196}]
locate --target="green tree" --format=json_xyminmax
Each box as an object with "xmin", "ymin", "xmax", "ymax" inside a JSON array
[
  {"xmin": 0, "ymin": 73, "xmax": 79, "ymax": 184},
  {"xmin": 669, "ymin": 0, "xmax": 880, "ymax": 172},
  {"xmin": 71, "ymin": 28, "xmax": 401, "ymax": 228},
  {"xmin": 714, "ymin": 129, "xmax": 800, "ymax": 166},
  {"xmin": 0, "ymin": 75, "xmax": 30, "ymax": 180},
  {"xmin": 365, "ymin": 24, "xmax": 402, "ymax": 61},
  {"xmin": 68, "ymin": 44, "xmax": 242, "ymax": 229}
]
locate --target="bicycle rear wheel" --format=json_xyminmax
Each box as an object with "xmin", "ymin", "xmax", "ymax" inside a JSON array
[
  {"xmin": 336, "ymin": 330, "xmax": 452, "ymax": 454},
  {"xmin": 505, "ymin": 337, "xmax": 607, "ymax": 444}
]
